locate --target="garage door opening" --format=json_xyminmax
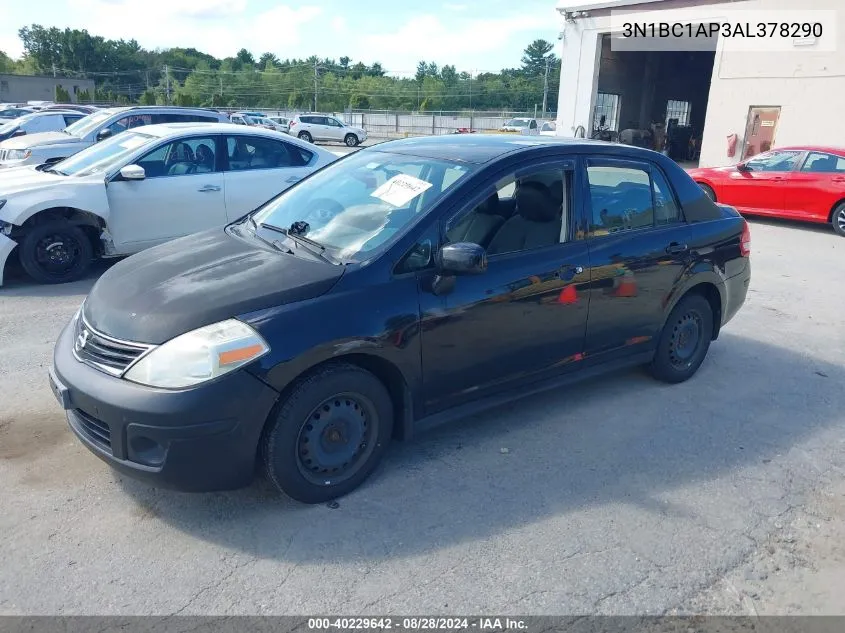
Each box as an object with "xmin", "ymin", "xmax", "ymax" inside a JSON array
[{"xmin": 592, "ymin": 33, "xmax": 716, "ymax": 168}]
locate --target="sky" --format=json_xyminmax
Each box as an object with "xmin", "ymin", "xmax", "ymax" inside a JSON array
[{"xmin": 0, "ymin": 0, "xmax": 562, "ymax": 76}]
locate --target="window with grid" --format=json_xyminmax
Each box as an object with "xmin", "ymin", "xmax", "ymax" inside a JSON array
[
  {"xmin": 665, "ymin": 100, "xmax": 691, "ymax": 126},
  {"xmin": 593, "ymin": 93, "xmax": 620, "ymax": 132}
]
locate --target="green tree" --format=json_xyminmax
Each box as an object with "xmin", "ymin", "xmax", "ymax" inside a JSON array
[
  {"xmin": 235, "ymin": 48, "xmax": 255, "ymax": 66},
  {"xmin": 259, "ymin": 52, "xmax": 279, "ymax": 68},
  {"xmin": 521, "ymin": 39, "xmax": 556, "ymax": 76},
  {"xmin": 54, "ymin": 85, "xmax": 71, "ymax": 101},
  {"xmin": 139, "ymin": 89, "xmax": 156, "ymax": 105}
]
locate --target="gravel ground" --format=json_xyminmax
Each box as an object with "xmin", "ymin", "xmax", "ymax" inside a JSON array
[{"xmin": 0, "ymin": 216, "xmax": 843, "ymax": 616}]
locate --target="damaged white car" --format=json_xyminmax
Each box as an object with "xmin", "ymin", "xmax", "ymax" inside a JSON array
[{"xmin": 0, "ymin": 122, "xmax": 338, "ymax": 285}]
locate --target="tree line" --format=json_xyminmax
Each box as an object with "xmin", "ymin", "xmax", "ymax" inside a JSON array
[{"xmin": 0, "ymin": 25, "xmax": 561, "ymax": 113}]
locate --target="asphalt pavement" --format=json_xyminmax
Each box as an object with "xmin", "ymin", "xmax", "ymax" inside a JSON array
[{"xmin": 1, "ymin": 217, "xmax": 844, "ymax": 615}]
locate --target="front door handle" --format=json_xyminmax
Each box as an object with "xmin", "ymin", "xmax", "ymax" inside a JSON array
[
  {"xmin": 286, "ymin": 176, "xmax": 301, "ymax": 184},
  {"xmin": 198, "ymin": 185, "xmax": 221, "ymax": 192},
  {"xmin": 666, "ymin": 242, "xmax": 688, "ymax": 255}
]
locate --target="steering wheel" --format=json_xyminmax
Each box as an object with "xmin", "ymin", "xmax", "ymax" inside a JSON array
[{"xmin": 302, "ymin": 198, "xmax": 345, "ymax": 224}]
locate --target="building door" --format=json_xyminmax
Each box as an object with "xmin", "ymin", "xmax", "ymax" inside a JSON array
[{"xmin": 741, "ymin": 107, "xmax": 780, "ymax": 160}]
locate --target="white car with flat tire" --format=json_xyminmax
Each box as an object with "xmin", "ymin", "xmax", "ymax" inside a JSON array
[{"xmin": 0, "ymin": 122, "xmax": 337, "ymax": 285}]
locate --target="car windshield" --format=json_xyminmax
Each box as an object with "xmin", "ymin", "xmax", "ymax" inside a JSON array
[
  {"xmin": 63, "ymin": 110, "xmax": 120, "ymax": 138},
  {"xmin": 505, "ymin": 119, "xmax": 529, "ymax": 127},
  {"xmin": 51, "ymin": 131, "xmax": 154, "ymax": 177},
  {"xmin": 250, "ymin": 150, "xmax": 474, "ymax": 261}
]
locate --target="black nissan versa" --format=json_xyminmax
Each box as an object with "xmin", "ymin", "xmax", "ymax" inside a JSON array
[{"xmin": 50, "ymin": 135, "xmax": 751, "ymax": 503}]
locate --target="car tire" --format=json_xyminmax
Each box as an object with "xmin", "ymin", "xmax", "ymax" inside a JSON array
[
  {"xmin": 298, "ymin": 131, "xmax": 313, "ymax": 143},
  {"xmin": 698, "ymin": 183, "xmax": 716, "ymax": 202},
  {"xmin": 649, "ymin": 293, "xmax": 714, "ymax": 384},
  {"xmin": 830, "ymin": 201, "xmax": 845, "ymax": 237},
  {"xmin": 344, "ymin": 133, "xmax": 359, "ymax": 147},
  {"xmin": 261, "ymin": 363, "xmax": 393, "ymax": 504},
  {"xmin": 19, "ymin": 220, "xmax": 94, "ymax": 285}
]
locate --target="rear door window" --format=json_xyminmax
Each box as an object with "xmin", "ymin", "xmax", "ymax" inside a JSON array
[
  {"xmin": 225, "ymin": 135, "xmax": 312, "ymax": 170},
  {"xmin": 586, "ymin": 163, "xmax": 655, "ymax": 234}
]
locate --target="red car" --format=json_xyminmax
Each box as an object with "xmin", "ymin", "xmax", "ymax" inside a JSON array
[{"xmin": 688, "ymin": 146, "xmax": 845, "ymax": 236}]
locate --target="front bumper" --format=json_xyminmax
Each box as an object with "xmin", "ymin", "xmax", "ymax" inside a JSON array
[
  {"xmin": 0, "ymin": 233, "xmax": 17, "ymax": 286},
  {"xmin": 52, "ymin": 319, "xmax": 280, "ymax": 491}
]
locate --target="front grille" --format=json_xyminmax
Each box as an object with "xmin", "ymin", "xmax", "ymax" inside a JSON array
[
  {"xmin": 72, "ymin": 409, "xmax": 112, "ymax": 452},
  {"xmin": 73, "ymin": 315, "xmax": 152, "ymax": 376}
]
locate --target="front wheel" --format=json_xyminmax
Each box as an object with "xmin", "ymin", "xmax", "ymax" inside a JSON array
[
  {"xmin": 298, "ymin": 131, "xmax": 313, "ymax": 143},
  {"xmin": 261, "ymin": 363, "xmax": 393, "ymax": 503},
  {"xmin": 831, "ymin": 201, "xmax": 845, "ymax": 237},
  {"xmin": 344, "ymin": 133, "xmax": 359, "ymax": 147},
  {"xmin": 19, "ymin": 221, "xmax": 94, "ymax": 285},
  {"xmin": 650, "ymin": 294, "xmax": 714, "ymax": 384}
]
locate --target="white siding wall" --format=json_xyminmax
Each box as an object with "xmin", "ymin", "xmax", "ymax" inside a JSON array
[{"xmin": 555, "ymin": 0, "xmax": 845, "ymax": 167}]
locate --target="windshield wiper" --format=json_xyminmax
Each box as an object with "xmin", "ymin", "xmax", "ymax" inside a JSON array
[
  {"xmin": 258, "ymin": 222, "xmax": 339, "ymax": 265},
  {"xmin": 43, "ymin": 166, "xmax": 67, "ymax": 176}
]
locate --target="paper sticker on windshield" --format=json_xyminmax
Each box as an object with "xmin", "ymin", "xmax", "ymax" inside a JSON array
[
  {"xmin": 370, "ymin": 174, "xmax": 433, "ymax": 207},
  {"xmin": 119, "ymin": 136, "xmax": 149, "ymax": 150}
]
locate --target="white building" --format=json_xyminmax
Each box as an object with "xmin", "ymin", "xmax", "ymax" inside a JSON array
[{"xmin": 554, "ymin": 0, "xmax": 845, "ymax": 167}]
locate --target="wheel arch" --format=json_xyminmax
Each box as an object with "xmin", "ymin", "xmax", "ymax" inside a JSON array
[
  {"xmin": 662, "ymin": 277, "xmax": 724, "ymax": 341},
  {"xmin": 13, "ymin": 207, "xmax": 108, "ymax": 255},
  {"xmin": 260, "ymin": 352, "xmax": 414, "ymax": 447},
  {"xmin": 827, "ymin": 197, "xmax": 845, "ymax": 223}
]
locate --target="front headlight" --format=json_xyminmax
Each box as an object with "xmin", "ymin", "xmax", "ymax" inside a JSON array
[
  {"xmin": 5, "ymin": 149, "xmax": 31, "ymax": 160},
  {"xmin": 124, "ymin": 319, "xmax": 269, "ymax": 389}
]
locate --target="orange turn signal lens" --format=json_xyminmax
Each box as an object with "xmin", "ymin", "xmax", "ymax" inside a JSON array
[{"xmin": 218, "ymin": 344, "xmax": 264, "ymax": 366}]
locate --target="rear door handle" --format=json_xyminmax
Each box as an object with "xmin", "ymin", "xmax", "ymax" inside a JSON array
[
  {"xmin": 666, "ymin": 242, "xmax": 688, "ymax": 255},
  {"xmin": 198, "ymin": 185, "xmax": 221, "ymax": 192}
]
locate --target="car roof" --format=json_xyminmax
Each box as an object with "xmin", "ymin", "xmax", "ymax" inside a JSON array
[
  {"xmin": 776, "ymin": 146, "xmax": 845, "ymax": 156},
  {"xmin": 126, "ymin": 123, "xmax": 334, "ymax": 153},
  {"xmin": 369, "ymin": 133, "xmax": 644, "ymax": 164}
]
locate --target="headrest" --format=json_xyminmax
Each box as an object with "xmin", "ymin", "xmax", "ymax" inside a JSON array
[
  {"xmin": 515, "ymin": 181, "xmax": 558, "ymax": 222},
  {"xmin": 477, "ymin": 192, "xmax": 500, "ymax": 215}
]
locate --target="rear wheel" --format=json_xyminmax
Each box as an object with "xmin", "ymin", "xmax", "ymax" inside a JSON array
[
  {"xmin": 831, "ymin": 201, "xmax": 845, "ymax": 237},
  {"xmin": 261, "ymin": 363, "xmax": 393, "ymax": 503},
  {"xmin": 650, "ymin": 294, "xmax": 714, "ymax": 384},
  {"xmin": 298, "ymin": 131, "xmax": 313, "ymax": 143},
  {"xmin": 344, "ymin": 133, "xmax": 359, "ymax": 147},
  {"xmin": 698, "ymin": 183, "xmax": 716, "ymax": 202},
  {"xmin": 19, "ymin": 220, "xmax": 94, "ymax": 285}
]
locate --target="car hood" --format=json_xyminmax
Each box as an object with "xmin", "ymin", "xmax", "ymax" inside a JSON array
[
  {"xmin": 0, "ymin": 165, "xmax": 71, "ymax": 196},
  {"xmin": 83, "ymin": 227, "xmax": 345, "ymax": 345},
  {"xmin": 0, "ymin": 130, "xmax": 79, "ymax": 150}
]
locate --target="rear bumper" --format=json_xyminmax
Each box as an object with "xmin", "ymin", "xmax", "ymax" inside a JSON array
[
  {"xmin": 52, "ymin": 319, "xmax": 280, "ymax": 491},
  {"xmin": 721, "ymin": 259, "xmax": 751, "ymax": 328}
]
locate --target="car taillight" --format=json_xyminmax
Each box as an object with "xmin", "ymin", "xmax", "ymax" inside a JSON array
[
  {"xmin": 740, "ymin": 220, "xmax": 751, "ymax": 257},
  {"xmin": 290, "ymin": 121, "xmax": 297, "ymax": 127}
]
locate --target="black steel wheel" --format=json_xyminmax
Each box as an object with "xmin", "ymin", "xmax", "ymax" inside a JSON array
[
  {"xmin": 650, "ymin": 293, "xmax": 714, "ymax": 384},
  {"xmin": 831, "ymin": 201, "xmax": 845, "ymax": 237},
  {"xmin": 19, "ymin": 221, "xmax": 94, "ymax": 285},
  {"xmin": 261, "ymin": 363, "xmax": 393, "ymax": 503}
]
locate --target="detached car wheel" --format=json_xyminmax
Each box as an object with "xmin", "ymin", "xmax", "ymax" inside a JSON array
[
  {"xmin": 261, "ymin": 363, "xmax": 393, "ymax": 503},
  {"xmin": 19, "ymin": 221, "xmax": 94, "ymax": 285},
  {"xmin": 831, "ymin": 201, "xmax": 845, "ymax": 237},
  {"xmin": 344, "ymin": 133, "xmax": 359, "ymax": 147},
  {"xmin": 650, "ymin": 294, "xmax": 714, "ymax": 384},
  {"xmin": 298, "ymin": 131, "xmax": 313, "ymax": 143}
]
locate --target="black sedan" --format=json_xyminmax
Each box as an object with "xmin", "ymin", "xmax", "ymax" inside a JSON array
[{"xmin": 49, "ymin": 135, "xmax": 751, "ymax": 503}]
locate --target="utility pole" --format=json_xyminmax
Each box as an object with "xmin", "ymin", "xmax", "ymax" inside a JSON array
[
  {"xmin": 313, "ymin": 59, "xmax": 318, "ymax": 112},
  {"xmin": 164, "ymin": 65, "xmax": 171, "ymax": 104},
  {"xmin": 52, "ymin": 63, "xmax": 57, "ymax": 78},
  {"xmin": 468, "ymin": 70, "xmax": 473, "ymax": 111},
  {"xmin": 542, "ymin": 56, "xmax": 552, "ymax": 116},
  {"xmin": 219, "ymin": 75, "xmax": 224, "ymax": 103}
]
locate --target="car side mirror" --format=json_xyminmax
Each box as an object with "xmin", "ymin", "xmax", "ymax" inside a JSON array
[
  {"xmin": 96, "ymin": 128, "xmax": 112, "ymax": 142},
  {"xmin": 12, "ymin": 129, "xmax": 25, "ymax": 138},
  {"xmin": 436, "ymin": 242, "xmax": 487, "ymax": 275},
  {"xmin": 736, "ymin": 162, "xmax": 749, "ymax": 172},
  {"xmin": 119, "ymin": 164, "xmax": 145, "ymax": 181}
]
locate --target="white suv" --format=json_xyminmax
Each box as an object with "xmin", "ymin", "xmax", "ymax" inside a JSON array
[
  {"xmin": 289, "ymin": 114, "xmax": 367, "ymax": 147},
  {"xmin": 0, "ymin": 106, "xmax": 229, "ymax": 169}
]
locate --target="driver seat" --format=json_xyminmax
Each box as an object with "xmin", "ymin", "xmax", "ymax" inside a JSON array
[{"xmin": 487, "ymin": 182, "xmax": 561, "ymax": 255}]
